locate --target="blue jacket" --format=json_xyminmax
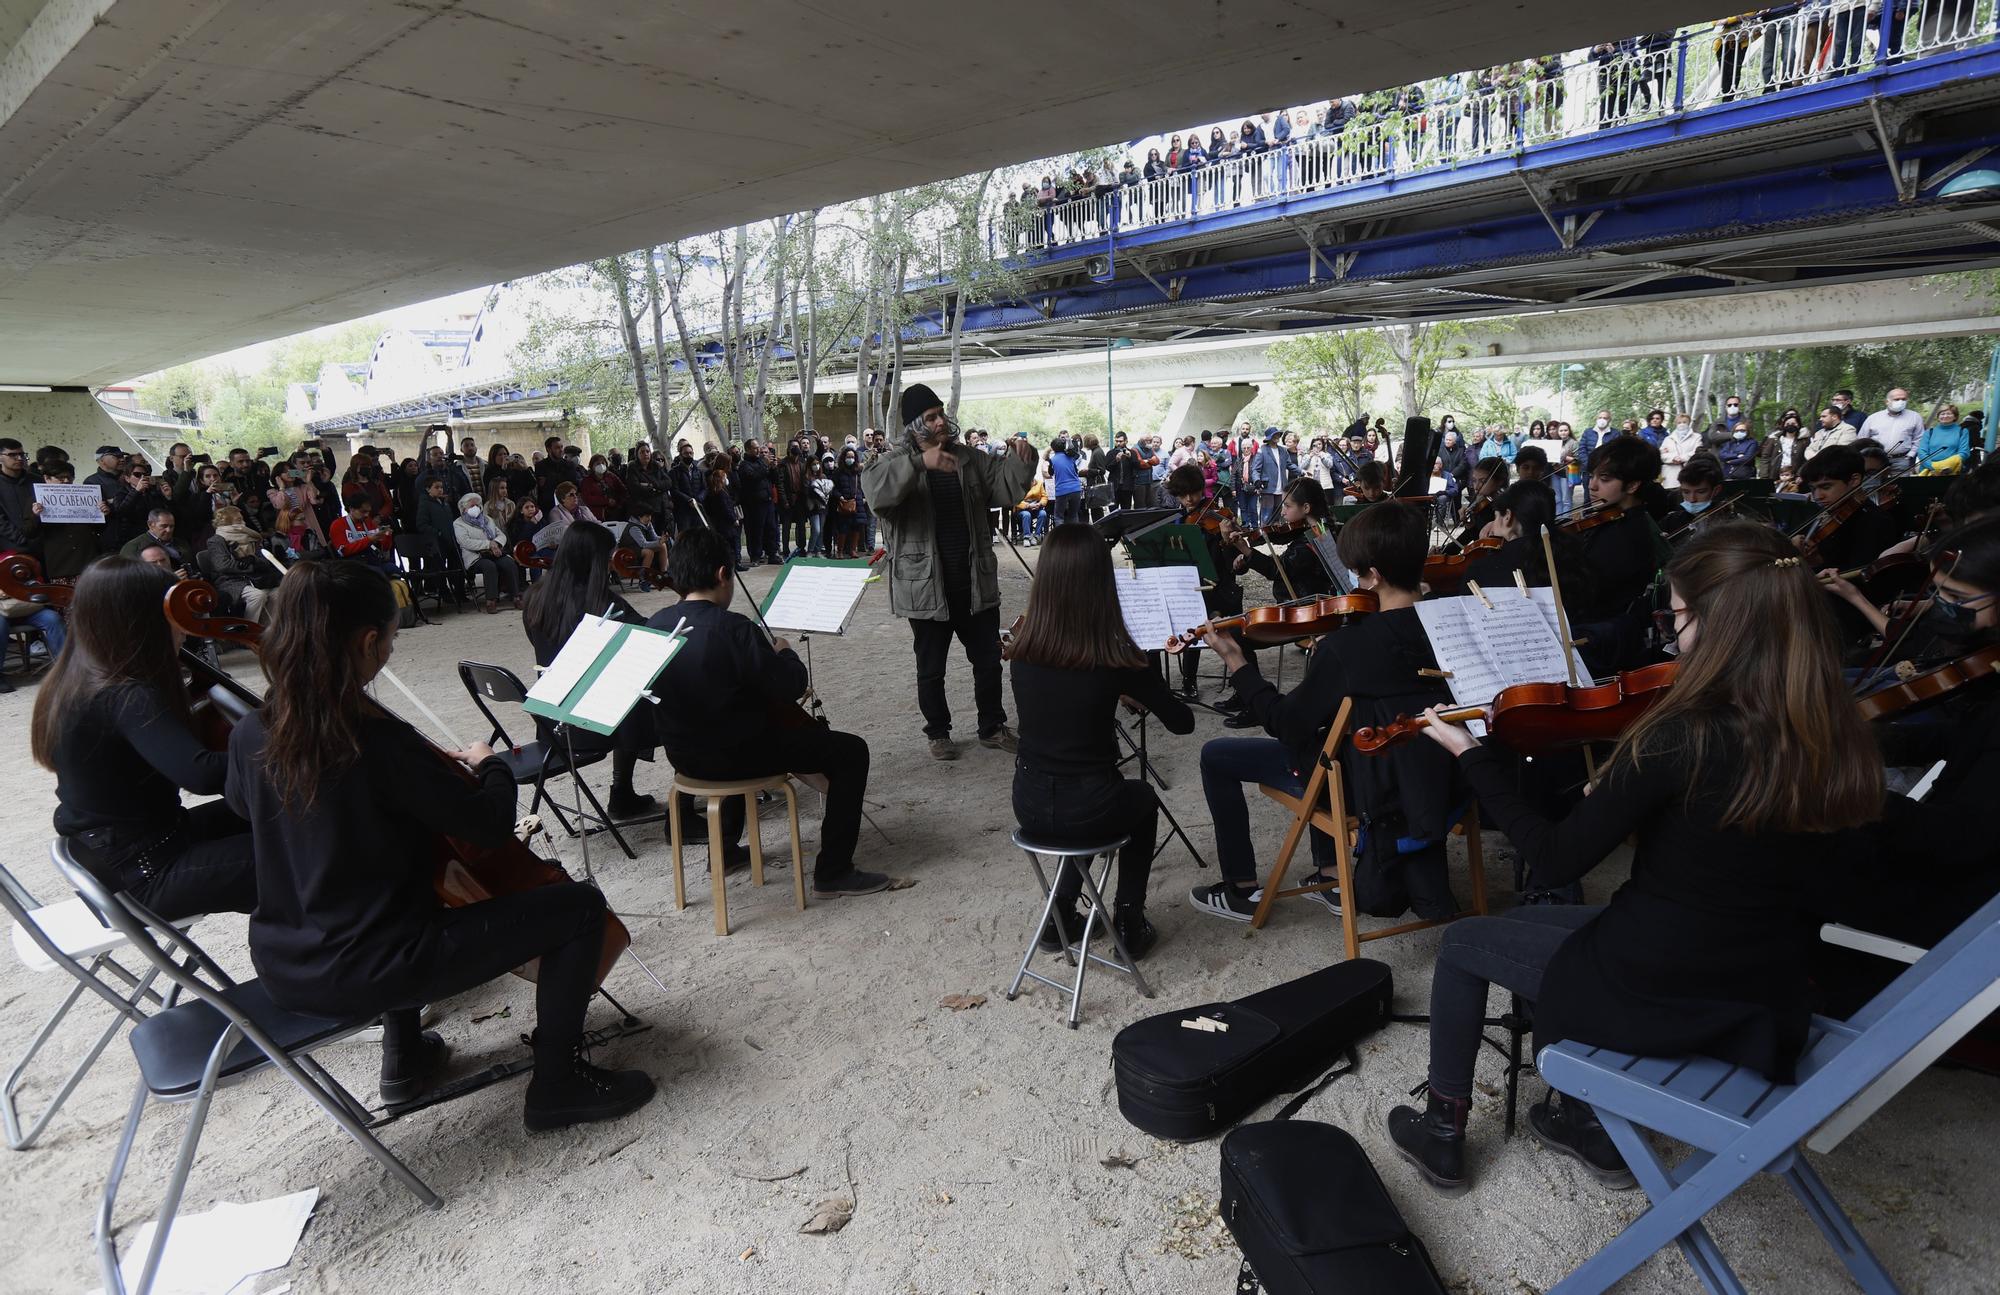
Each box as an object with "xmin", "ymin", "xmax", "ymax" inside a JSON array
[
  {"xmin": 1715, "ymin": 435, "xmax": 1759, "ymax": 479},
  {"xmin": 1478, "ymin": 436, "xmax": 1517, "ymax": 464},
  {"xmin": 1049, "ymin": 450, "xmax": 1083, "ymax": 497},
  {"xmin": 1918, "ymin": 422, "xmax": 1970, "ymax": 471},
  {"xmin": 1250, "ymin": 442, "xmax": 1289, "ymax": 491}
]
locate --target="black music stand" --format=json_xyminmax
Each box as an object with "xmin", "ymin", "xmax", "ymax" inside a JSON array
[{"xmin": 1115, "ymin": 673, "xmax": 1210, "ymax": 870}]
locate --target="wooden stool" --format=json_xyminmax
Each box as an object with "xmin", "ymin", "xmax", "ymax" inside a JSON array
[{"xmin": 668, "ymin": 773, "xmax": 805, "ymax": 936}]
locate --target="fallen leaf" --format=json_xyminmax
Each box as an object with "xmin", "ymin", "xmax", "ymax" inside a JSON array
[
  {"xmin": 728, "ymin": 1165, "xmax": 807, "ymax": 1182},
  {"xmin": 1101, "ymin": 1152, "xmax": 1141, "ymax": 1170},
  {"xmin": 471, "ymin": 1006, "xmax": 512, "ymax": 1024},
  {"xmin": 938, "ymin": 993, "xmax": 987, "ymax": 1012},
  {"xmin": 800, "ymin": 1196, "xmax": 854, "ymax": 1234},
  {"xmin": 937, "ymin": 1190, "xmax": 953, "ymax": 1205}
]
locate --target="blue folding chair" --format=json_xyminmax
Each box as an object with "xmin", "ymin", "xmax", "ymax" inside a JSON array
[{"xmin": 1539, "ymin": 888, "xmax": 2000, "ymax": 1295}]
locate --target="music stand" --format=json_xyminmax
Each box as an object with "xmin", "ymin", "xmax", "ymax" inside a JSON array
[{"xmin": 1114, "ymin": 702, "xmax": 1210, "ymax": 870}]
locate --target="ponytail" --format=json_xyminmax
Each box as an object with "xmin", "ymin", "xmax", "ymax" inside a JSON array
[{"xmin": 259, "ymin": 558, "xmax": 399, "ymax": 809}]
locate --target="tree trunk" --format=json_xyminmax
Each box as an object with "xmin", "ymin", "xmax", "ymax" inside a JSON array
[
  {"xmin": 662, "ymin": 242, "xmax": 731, "ymax": 443},
  {"xmin": 608, "ymin": 256, "xmax": 659, "ymax": 442}
]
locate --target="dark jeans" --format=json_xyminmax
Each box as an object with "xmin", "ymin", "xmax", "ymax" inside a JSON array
[
  {"xmin": 1200, "ymin": 736, "xmax": 1338, "ymax": 885},
  {"xmin": 82, "ymin": 800, "xmax": 258, "ymax": 923},
  {"xmin": 742, "ymin": 500, "xmax": 771, "ymax": 559},
  {"xmin": 1113, "ymin": 486, "xmax": 1137, "ymax": 511},
  {"xmin": 910, "ymin": 599, "xmax": 1006, "ymax": 739},
  {"xmin": 378, "ymin": 882, "xmax": 607, "ymax": 1057},
  {"xmin": 1051, "ymin": 491, "xmax": 1086, "ymax": 527},
  {"xmin": 1012, "ymin": 768, "xmax": 1160, "ymax": 909},
  {"xmin": 1427, "ymin": 905, "xmax": 1603, "ymax": 1100},
  {"xmin": 671, "ymin": 726, "xmax": 869, "ymax": 881},
  {"xmin": 466, "ymin": 554, "xmax": 521, "ymax": 600}
]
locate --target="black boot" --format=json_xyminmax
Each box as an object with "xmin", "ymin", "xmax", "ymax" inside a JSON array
[
  {"xmin": 1528, "ymin": 1092, "xmax": 1636, "ymax": 1190},
  {"xmin": 606, "ymin": 749, "xmax": 656, "ymax": 820},
  {"xmin": 1386, "ymin": 1086, "xmax": 1471, "ymax": 1193},
  {"xmin": 378, "ymin": 1009, "xmax": 451, "ymax": 1105},
  {"xmin": 1038, "ymin": 898, "xmax": 1082, "ymax": 952},
  {"xmin": 524, "ymin": 1040, "xmax": 657, "ymax": 1133},
  {"xmin": 1112, "ymin": 904, "xmax": 1158, "ymax": 961}
]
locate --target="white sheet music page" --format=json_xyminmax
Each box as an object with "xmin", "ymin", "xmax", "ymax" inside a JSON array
[
  {"xmin": 1113, "ymin": 567, "xmax": 1175, "ymax": 652},
  {"xmin": 570, "ymin": 627, "xmax": 684, "ymax": 728},
  {"xmin": 527, "ymin": 615, "xmax": 621, "ymax": 708},
  {"xmin": 762, "ymin": 564, "xmax": 872, "ymax": 635},
  {"xmin": 1137, "ymin": 565, "xmax": 1211, "ymax": 650},
  {"xmin": 1416, "ymin": 594, "xmax": 1570, "ymax": 707}
]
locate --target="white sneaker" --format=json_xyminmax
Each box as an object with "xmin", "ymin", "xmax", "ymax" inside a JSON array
[{"xmin": 1188, "ymin": 881, "xmax": 1261, "ymax": 922}]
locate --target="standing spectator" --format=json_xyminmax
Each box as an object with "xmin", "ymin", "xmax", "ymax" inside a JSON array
[
  {"xmin": 1705, "ymin": 395, "xmax": 1747, "ymax": 447},
  {"xmin": 416, "ymin": 444, "xmax": 472, "ymax": 501},
  {"xmin": 483, "ymin": 475, "xmax": 518, "ymax": 535},
  {"xmin": 0, "ymin": 437, "xmax": 45, "ymax": 559},
  {"xmin": 484, "ymin": 443, "xmax": 512, "ymax": 495},
  {"xmin": 84, "ymin": 445, "xmax": 128, "ymax": 501},
  {"xmin": 341, "ymin": 450, "xmax": 393, "ymax": 518},
  {"xmin": 1831, "ymin": 389, "xmax": 1864, "ymax": 431},
  {"xmin": 579, "ymin": 453, "xmax": 627, "ymax": 519},
  {"xmin": 1716, "ymin": 420, "xmax": 1760, "ymax": 480},
  {"xmin": 1438, "ymin": 428, "xmax": 1472, "ymax": 517},
  {"xmin": 667, "ymin": 438, "xmax": 706, "ymax": 536},
  {"xmin": 1251, "ymin": 428, "xmax": 1291, "ymax": 527},
  {"xmin": 1918, "ymin": 403, "xmax": 1970, "ymax": 475},
  {"xmin": 1047, "ymin": 434, "xmax": 1086, "ymax": 526},
  {"xmin": 1107, "ymin": 431, "xmax": 1144, "ymax": 511},
  {"xmin": 1578, "ymin": 410, "xmax": 1617, "ymax": 461},
  {"xmin": 266, "ymin": 462, "xmax": 325, "ymax": 551},
  {"xmin": 1807, "ymin": 404, "xmax": 1858, "ymax": 456},
  {"xmin": 1639, "ymin": 409, "xmax": 1668, "ymax": 447},
  {"xmin": 1759, "ymin": 410, "xmax": 1809, "ymax": 488},
  {"xmin": 828, "ymin": 446, "xmax": 869, "ymax": 557},
  {"xmin": 1858, "ymin": 387, "xmax": 1925, "ymax": 473},
  {"xmin": 1659, "ymin": 413, "xmax": 1704, "ymax": 484},
  {"xmin": 1478, "ymin": 426, "xmax": 1518, "ymax": 463},
  {"xmin": 735, "ymin": 438, "xmax": 774, "ymax": 563},
  {"xmin": 458, "ymin": 436, "xmax": 485, "ymax": 494}
]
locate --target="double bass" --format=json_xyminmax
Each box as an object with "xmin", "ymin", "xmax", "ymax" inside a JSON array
[{"xmin": 160, "ymin": 576, "xmax": 630, "ymax": 985}]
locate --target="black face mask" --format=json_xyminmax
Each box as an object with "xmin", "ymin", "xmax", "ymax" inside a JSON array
[{"xmin": 1920, "ymin": 598, "xmax": 1984, "ymax": 640}]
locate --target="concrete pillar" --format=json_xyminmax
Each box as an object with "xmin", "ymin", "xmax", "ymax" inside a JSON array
[
  {"xmin": 1156, "ymin": 383, "xmax": 1258, "ymax": 448},
  {"xmin": 0, "ymin": 389, "xmax": 141, "ymax": 468}
]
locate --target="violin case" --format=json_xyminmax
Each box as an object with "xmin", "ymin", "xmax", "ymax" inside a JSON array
[
  {"xmin": 1219, "ymin": 1120, "xmax": 1447, "ymax": 1295},
  {"xmin": 1111, "ymin": 960, "xmax": 1391, "ymax": 1141}
]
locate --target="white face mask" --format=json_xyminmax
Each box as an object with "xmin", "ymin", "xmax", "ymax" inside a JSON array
[
  {"xmin": 1595, "ymin": 418, "xmax": 1610, "ymax": 430},
  {"xmin": 1725, "ymin": 404, "xmax": 1740, "ymax": 415},
  {"xmin": 1732, "ymin": 430, "xmax": 1748, "ymax": 440},
  {"xmin": 465, "ymin": 506, "xmax": 481, "ymax": 519},
  {"xmin": 1675, "ymin": 422, "xmax": 1691, "ymax": 434},
  {"xmin": 1887, "ymin": 399, "xmax": 1908, "ymax": 414}
]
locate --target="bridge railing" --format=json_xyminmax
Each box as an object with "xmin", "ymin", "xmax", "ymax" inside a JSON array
[{"xmin": 994, "ymin": 6, "xmax": 1997, "ymax": 256}]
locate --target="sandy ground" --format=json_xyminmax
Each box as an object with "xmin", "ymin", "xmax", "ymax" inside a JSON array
[{"xmin": 1, "ymin": 552, "xmax": 1995, "ymax": 1295}]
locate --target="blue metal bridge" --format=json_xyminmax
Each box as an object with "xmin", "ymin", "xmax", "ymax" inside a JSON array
[{"xmin": 305, "ymin": 11, "xmax": 2000, "ymax": 434}]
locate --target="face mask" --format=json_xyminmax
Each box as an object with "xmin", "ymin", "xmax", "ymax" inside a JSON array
[
  {"xmin": 1919, "ymin": 599, "xmax": 1981, "ymax": 640},
  {"xmin": 1595, "ymin": 418, "xmax": 1610, "ymax": 430},
  {"xmin": 592, "ymin": 465, "xmax": 605, "ymax": 476},
  {"xmin": 465, "ymin": 505, "xmax": 482, "ymax": 519},
  {"xmin": 1725, "ymin": 404, "xmax": 1740, "ymax": 415},
  {"xmin": 1732, "ymin": 430, "xmax": 1748, "ymax": 440},
  {"xmin": 1675, "ymin": 423, "xmax": 1690, "ymax": 434},
  {"xmin": 1887, "ymin": 399, "xmax": 1908, "ymax": 414},
  {"xmin": 1681, "ymin": 499, "xmax": 1711, "ymax": 514}
]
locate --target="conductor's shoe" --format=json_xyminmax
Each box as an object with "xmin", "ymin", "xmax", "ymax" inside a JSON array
[{"xmin": 524, "ymin": 1051, "xmax": 656, "ymax": 1133}]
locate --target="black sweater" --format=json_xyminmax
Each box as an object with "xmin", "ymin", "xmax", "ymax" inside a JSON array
[
  {"xmin": 1458, "ymin": 716, "xmax": 1835, "ymax": 1082},
  {"xmin": 645, "ymin": 599, "xmax": 808, "ymax": 768},
  {"xmin": 1010, "ymin": 660, "xmax": 1193, "ymax": 779},
  {"xmin": 52, "ymin": 682, "xmax": 223, "ymax": 847},
  {"xmin": 228, "ymin": 709, "xmax": 516, "ymax": 1013},
  {"xmin": 1242, "ymin": 534, "xmax": 1333, "ymax": 600}
]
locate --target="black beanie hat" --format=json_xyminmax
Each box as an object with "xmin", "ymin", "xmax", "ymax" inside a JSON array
[{"xmin": 900, "ymin": 383, "xmax": 944, "ymax": 427}]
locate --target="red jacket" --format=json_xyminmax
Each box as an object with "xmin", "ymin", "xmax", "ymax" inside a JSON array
[{"xmin": 329, "ymin": 514, "xmax": 392, "ymax": 557}]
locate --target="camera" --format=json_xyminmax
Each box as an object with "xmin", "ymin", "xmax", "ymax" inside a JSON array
[{"xmin": 256, "ymin": 446, "xmax": 279, "ymax": 459}]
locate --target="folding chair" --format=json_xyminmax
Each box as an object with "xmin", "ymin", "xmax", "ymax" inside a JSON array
[
  {"xmin": 393, "ymin": 533, "xmax": 455, "ymax": 618},
  {"xmin": 1249, "ymin": 697, "xmax": 1488, "ymax": 958},
  {"xmin": 47, "ymin": 840, "xmax": 441, "ymax": 1295},
  {"xmin": 1538, "ymin": 889, "xmax": 2000, "ymax": 1295},
  {"xmin": 458, "ymin": 660, "xmax": 635, "ymax": 860},
  {"xmin": 2, "ymin": 858, "xmax": 181, "ymax": 1150}
]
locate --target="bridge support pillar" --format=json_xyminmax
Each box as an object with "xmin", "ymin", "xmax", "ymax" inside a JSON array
[{"xmin": 1155, "ymin": 383, "xmax": 1258, "ymax": 447}]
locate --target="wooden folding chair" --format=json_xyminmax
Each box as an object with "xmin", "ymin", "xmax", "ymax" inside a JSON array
[{"xmin": 1249, "ymin": 697, "xmax": 1487, "ymax": 958}]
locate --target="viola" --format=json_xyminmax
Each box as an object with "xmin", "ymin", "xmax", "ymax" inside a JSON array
[
  {"xmin": 0, "ymin": 551, "xmax": 73, "ymax": 608},
  {"xmin": 1163, "ymin": 591, "xmax": 1378, "ymax": 653},
  {"xmin": 1856, "ymin": 644, "xmax": 2000, "ymax": 722},
  {"xmin": 1422, "ymin": 537, "xmax": 1503, "ymax": 592},
  {"xmin": 159, "ymin": 578, "xmax": 631, "ymax": 986},
  {"xmin": 1352, "ymin": 661, "xmax": 1679, "ymax": 757}
]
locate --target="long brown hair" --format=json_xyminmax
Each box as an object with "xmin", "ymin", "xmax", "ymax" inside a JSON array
[
  {"xmin": 259, "ymin": 557, "xmax": 399, "ymax": 809},
  {"xmin": 1610, "ymin": 522, "xmax": 1880, "ymax": 833},
  {"xmin": 1007, "ymin": 523, "xmax": 1146, "ymax": 670},
  {"xmin": 30, "ymin": 558, "xmax": 185, "ymax": 769}
]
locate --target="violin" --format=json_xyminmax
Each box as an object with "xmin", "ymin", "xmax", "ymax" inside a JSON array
[
  {"xmin": 1826, "ymin": 550, "xmax": 1932, "ymax": 609},
  {"xmin": 1856, "ymin": 644, "xmax": 2000, "ymax": 722},
  {"xmin": 1187, "ymin": 497, "xmax": 1236, "ymax": 535},
  {"xmin": 1352, "ymin": 661, "xmax": 1679, "ymax": 757},
  {"xmin": 1422, "ymin": 537, "xmax": 1503, "ymax": 592},
  {"xmin": 1163, "ymin": 591, "xmax": 1378, "ymax": 652},
  {"xmin": 1795, "ymin": 490, "xmax": 1865, "ymax": 567},
  {"xmin": 1555, "ymin": 501, "xmax": 1627, "ymax": 534},
  {"xmin": 0, "ymin": 551, "xmax": 73, "ymax": 608},
  {"xmin": 1229, "ymin": 517, "xmax": 1311, "ymax": 547},
  {"xmin": 159, "ymin": 576, "xmax": 631, "ymax": 986}
]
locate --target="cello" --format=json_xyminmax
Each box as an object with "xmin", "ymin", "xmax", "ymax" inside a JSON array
[
  {"xmin": 0, "ymin": 551, "xmax": 73, "ymax": 609},
  {"xmin": 160, "ymin": 574, "xmax": 632, "ymax": 986}
]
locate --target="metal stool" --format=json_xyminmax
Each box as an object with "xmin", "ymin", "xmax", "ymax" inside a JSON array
[
  {"xmin": 668, "ymin": 772, "xmax": 806, "ymax": 936},
  {"xmin": 1004, "ymin": 831, "xmax": 1153, "ymax": 1028}
]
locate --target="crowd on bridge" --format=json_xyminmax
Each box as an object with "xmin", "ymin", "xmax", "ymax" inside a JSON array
[{"xmin": 1000, "ymin": 0, "xmax": 1996, "ymax": 249}]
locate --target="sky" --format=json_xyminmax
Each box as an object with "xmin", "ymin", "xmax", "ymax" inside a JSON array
[{"xmin": 193, "ymin": 285, "xmax": 495, "ymax": 376}]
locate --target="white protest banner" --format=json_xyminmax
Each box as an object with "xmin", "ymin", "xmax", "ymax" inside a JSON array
[{"xmin": 33, "ymin": 483, "xmax": 103, "ymax": 524}]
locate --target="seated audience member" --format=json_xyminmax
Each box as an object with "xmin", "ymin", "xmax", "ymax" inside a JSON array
[
  {"xmin": 227, "ymin": 558, "xmax": 655, "ymax": 1121},
  {"xmin": 533, "ymin": 480, "xmax": 598, "ymax": 557},
  {"xmin": 646, "ymin": 527, "xmax": 890, "ymax": 897},
  {"xmin": 1016, "ymin": 477, "xmax": 1049, "ymax": 544},
  {"xmin": 1388, "ymin": 523, "xmax": 1881, "ymax": 1194},
  {"xmin": 32, "ymin": 558, "xmax": 256, "ymax": 919},
  {"xmin": 484, "ymin": 476, "xmax": 518, "ymax": 533},
  {"xmin": 453, "ymin": 492, "xmax": 523, "ymax": 612},
  {"xmin": 118, "ymin": 507, "xmax": 191, "ymax": 575},
  {"xmin": 620, "ymin": 505, "xmax": 669, "ymax": 582},
  {"xmin": 1190, "ymin": 502, "xmax": 1464, "ymax": 924},
  {"xmin": 329, "ymin": 496, "xmax": 396, "ymax": 571},
  {"xmin": 1009, "ymin": 524, "xmax": 1195, "ymax": 959},
  {"xmin": 205, "ymin": 505, "xmax": 281, "ymax": 622}
]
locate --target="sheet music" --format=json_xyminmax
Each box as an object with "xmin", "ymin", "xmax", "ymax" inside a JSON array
[
  {"xmin": 1113, "ymin": 567, "xmax": 1175, "ymax": 651},
  {"xmin": 1416, "ymin": 594, "xmax": 1571, "ymax": 707},
  {"xmin": 527, "ymin": 615, "xmax": 621, "ymax": 708},
  {"xmin": 1136, "ymin": 564, "xmax": 1210, "ymax": 651},
  {"xmin": 762, "ymin": 564, "xmax": 872, "ymax": 635},
  {"xmin": 569, "ymin": 627, "xmax": 683, "ymax": 728}
]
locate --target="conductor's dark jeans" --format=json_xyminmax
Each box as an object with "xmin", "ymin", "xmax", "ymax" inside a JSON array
[
  {"xmin": 910, "ymin": 600, "xmax": 1007, "ymax": 739},
  {"xmin": 672, "ymin": 727, "xmax": 869, "ymax": 881},
  {"xmin": 1012, "ymin": 769, "xmax": 1159, "ymax": 908},
  {"xmin": 1426, "ymin": 905, "xmax": 1603, "ymax": 1100}
]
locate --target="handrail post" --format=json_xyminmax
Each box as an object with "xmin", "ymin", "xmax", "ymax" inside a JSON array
[
  {"xmin": 1877, "ymin": 0, "xmax": 1897, "ymax": 63},
  {"xmin": 1673, "ymin": 33, "xmax": 1689, "ymax": 112}
]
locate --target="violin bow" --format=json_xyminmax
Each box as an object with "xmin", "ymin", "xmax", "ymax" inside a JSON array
[{"xmin": 1538, "ymin": 525, "xmax": 1601, "ymax": 783}]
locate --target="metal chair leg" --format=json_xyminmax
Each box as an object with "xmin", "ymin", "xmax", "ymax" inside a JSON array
[{"xmin": 1007, "ymin": 856, "xmax": 1067, "ymax": 1001}]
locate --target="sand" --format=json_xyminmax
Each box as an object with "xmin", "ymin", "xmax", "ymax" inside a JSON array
[{"xmin": 0, "ymin": 555, "xmax": 1994, "ymax": 1294}]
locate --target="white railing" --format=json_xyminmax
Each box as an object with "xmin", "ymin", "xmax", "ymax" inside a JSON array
[{"xmin": 995, "ymin": 6, "xmax": 1998, "ymax": 255}]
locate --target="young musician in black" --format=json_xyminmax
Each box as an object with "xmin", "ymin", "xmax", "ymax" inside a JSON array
[
  {"xmin": 1164, "ymin": 463, "xmax": 1242, "ymax": 702},
  {"xmin": 228, "ymin": 558, "xmax": 654, "ymax": 1124},
  {"xmin": 1009, "ymin": 524, "xmax": 1195, "ymax": 958},
  {"xmin": 32, "ymin": 558, "xmax": 257, "ymax": 921},
  {"xmin": 1798, "ymin": 445, "xmax": 1902, "ymax": 573},
  {"xmin": 1661, "ymin": 451, "xmax": 1725, "ymax": 540},
  {"xmin": 1189, "ymin": 503, "xmax": 1463, "ymax": 923},
  {"xmin": 645, "ymin": 527, "xmax": 890, "ymax": 897},
  {"xmin": 1451, "ymin": 459, "xmax": 1508, "ymax": 546},
  {"xmin": 1390, "ymin": 523, "xmax": 1882, "ymax": 1194},
  {"xmin": 521, "ymin": 521, "xmax": 658, "ymax": 820},
  {"xmin": 1569, "ymin": 437, "xmax": 1669, "ymax": 670},
  {"xmin": 1349, "ymin": 459, "xmax": 1391, "ymax": 503},
  {"xmin": 1223, "ymin": 478, "xmax": 1335, "ymax": 599},
  {"xmin": 1462, "ymin": 480, "xmax": 1594, "ymax": 610}
]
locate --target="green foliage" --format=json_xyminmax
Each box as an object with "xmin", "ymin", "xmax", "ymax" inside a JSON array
[{"xmin": 1268, "ymin": 329, "xmax": 1388, "ymax": 428}]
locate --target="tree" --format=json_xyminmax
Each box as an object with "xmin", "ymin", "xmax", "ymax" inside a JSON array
[{"xmin": 1268, "ymin": 329, "xmax": 1390, "ymax": 429}]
